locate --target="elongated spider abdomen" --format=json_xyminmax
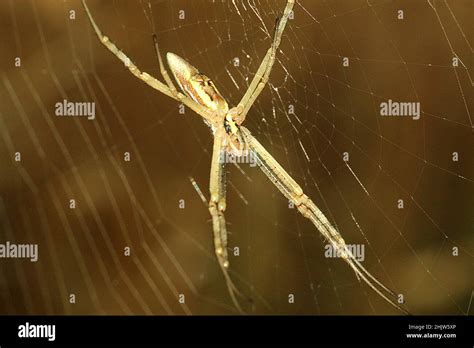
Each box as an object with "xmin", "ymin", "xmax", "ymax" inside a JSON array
[{"xmin": 166, "ymin": 52, "xmax": 229, "ymax": 113}]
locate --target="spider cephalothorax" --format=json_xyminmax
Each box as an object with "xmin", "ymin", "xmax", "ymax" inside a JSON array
[{"xmin": 223, "ymin": 123, "xmax": 247, "ymax": 156}]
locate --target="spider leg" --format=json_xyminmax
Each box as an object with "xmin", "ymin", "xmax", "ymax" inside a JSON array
[
  {"xmin": 234, "ymin": 0, "xmax": 295, "ymax": 125},
  {"xmin": 209, "ymin": 132, "xmax": 246, "ymax": 313},
  {"xmin": 152, "ymin": 34, "xmax": 178, "ymax": 97},
  {"xmin": 81, "ymin": 0, "xmax": 214, "ymax": 123},
  {"xmin": 240, "ymin": 126, "xmax": 410, "ymax": 314}
]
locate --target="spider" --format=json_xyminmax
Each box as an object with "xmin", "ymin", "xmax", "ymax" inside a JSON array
[{"xmin": 82, "ymin": 0, "xmax": 408, "ymax": 314}]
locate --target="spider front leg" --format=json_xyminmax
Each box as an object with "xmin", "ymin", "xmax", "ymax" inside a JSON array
[
  {"xmin": 232, "ymin": 0, "xmax": 295, "ymax": 125},
  {"xmin": 208, "ymin": 132, "xmax": 245, "ymax": 313},
  {"xmin": 82, "ymin": 0, "xmax": 215, "ymax": 123},
  {"xmin": 82, "ymin": 1, "xmax": 174, "ymax": 98},
  {"xmin": 152, "ymin": 34, "xmax": 179, "ymax": 97}
]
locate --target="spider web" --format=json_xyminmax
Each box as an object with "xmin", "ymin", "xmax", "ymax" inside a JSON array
[{"xmin": 0, "ymin": 0, "xmax": 472, "ymax": 315}]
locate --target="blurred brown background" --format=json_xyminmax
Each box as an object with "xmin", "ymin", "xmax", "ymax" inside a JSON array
[{"xmin": 0, "ymin": 0, "xmax": 472, "ymax": 315}]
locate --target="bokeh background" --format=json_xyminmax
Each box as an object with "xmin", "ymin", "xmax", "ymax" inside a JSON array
[{"xmin": 0, "ymin": 0, "xmax": 472, "ymax": 315}]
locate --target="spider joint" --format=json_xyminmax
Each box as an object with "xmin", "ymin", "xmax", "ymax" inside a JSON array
[
  {"xmin": 227, "ymin": 106, "xmax": 246, "ymax": 126},
  {"xmin": 218, "ymin": 199, "xmax": 226, "ymax": 212},
  {"xmin": 296, "ymin": 204, "xmax": 312, "ymax": 219}
]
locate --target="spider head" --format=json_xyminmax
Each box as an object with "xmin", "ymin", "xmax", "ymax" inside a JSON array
[{"xmin": 166, "ymin": 52, "xmax": 229, "ymax": 113}]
